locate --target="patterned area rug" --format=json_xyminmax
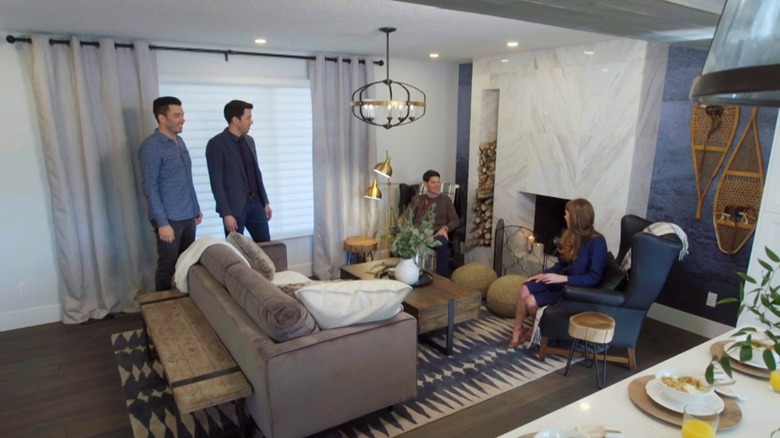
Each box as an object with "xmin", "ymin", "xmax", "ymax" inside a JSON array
[{"xmin": 112, "ymin": 307, "xmax": 569, "ymax": 437}]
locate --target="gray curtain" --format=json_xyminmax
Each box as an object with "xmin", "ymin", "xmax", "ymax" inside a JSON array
[
  {"xmin": 309, "ymin": 56, "xmax": 377, "ymax": 280},
  {"xmin": 22, "ymin": 36, "xmax": 158, "ymax": 323}
]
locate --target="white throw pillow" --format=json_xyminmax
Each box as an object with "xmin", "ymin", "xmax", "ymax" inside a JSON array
[
  {"xmin": 294, "ymin": 280, "xmax": 412, "ymax": 329},
  {"xmin": 272, "ymin": 270, "xmax": 312, "ymax": 286}
]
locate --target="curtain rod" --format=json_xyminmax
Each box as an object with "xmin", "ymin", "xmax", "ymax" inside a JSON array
[{"xmin": 5, "ymin": 35, "xmax": 383, "ymax": 65}]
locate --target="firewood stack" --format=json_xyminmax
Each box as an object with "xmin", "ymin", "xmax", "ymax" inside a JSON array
[{"xmin": 469, "ymin": 141, "xmax": 496, "ymax": 246}]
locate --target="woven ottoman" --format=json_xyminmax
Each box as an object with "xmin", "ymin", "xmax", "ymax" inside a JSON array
[
  {"xmin": 486, "ymin": 274, "xmax": 527, "ymax": 317},
  {"xmin": 451, "ymin": 263, "xmax": 497, "ymax": 298}
]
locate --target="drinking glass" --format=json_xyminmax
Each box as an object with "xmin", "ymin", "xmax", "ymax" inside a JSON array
[
  {"xmin": 770, "ymin": 370, "xmax": 780, "ymax": 392},
  {"xmin": 682, "ymin": 404, "xmax": 719, "ymax": 438}
]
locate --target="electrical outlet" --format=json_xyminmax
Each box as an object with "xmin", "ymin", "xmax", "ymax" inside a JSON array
[
  {"xmin": 706, "ymin": 291, "xmax": 718, "ymax": 307},
  {"xmin": 17, "ymin": 281, "xmax": 29, "ymax": 296}
]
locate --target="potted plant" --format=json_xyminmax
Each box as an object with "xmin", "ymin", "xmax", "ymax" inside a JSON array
[
  {"xmin": 387, "ymin": 204, "xmax": 441, "ymax": 284},
  {"xmin": 706, "ymin": 246, "xmax": 780, "ymax": 382}
]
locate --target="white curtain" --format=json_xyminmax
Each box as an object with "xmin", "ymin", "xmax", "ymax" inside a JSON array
[
  {"xmin": 23, "ymin": 36, "xmax": 159, "ymax": 323},
  {"xmin": 309, "ymin": 56, "xmax": 377, "ymax": 279}
]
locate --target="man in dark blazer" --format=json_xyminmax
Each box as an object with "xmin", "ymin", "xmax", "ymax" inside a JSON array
[{"xmin": 206, "ymin": 100, "xmax": 272, "ymax": 242}]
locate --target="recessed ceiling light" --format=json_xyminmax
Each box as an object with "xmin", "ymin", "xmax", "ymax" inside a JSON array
[
  {"xmin": 254, "ymin": 38, "xmax": 267, "ymax": 45},
  {"xmin": 507, "ymin": 41, "xmax": 519, "ymax": 48},
  {"xmin": 500, "ymin": 59, "xmax": 509, "ymax": 63},
  {"xmin": 584, "ymin": 50, "xmax": 595, "ymax": 55},
  {"xmin": 429, "ymin": 53, "xmax": 439, "ymax": 59},
  {"xmin": 602, "ymin": 68, "xmax": 609, "ymax": 72}
]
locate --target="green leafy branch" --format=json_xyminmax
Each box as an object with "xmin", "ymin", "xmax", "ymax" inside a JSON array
[
  {"xmin": 388, "ymin": 204, "xmax": 441, "ymax": 259},
  {"xmin": 705, "ymin": 247, "xmax": 780, "ymax": 382}
]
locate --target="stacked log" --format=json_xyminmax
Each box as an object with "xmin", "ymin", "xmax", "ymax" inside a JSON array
[{"xmin": 469, "ymin": 141, "xmax": 496, "ymax": 246}]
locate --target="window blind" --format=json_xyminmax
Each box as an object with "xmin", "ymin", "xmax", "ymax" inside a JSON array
[{"xmin": 158, "ymin": 82, "xmax": 314, "ymax": 239}]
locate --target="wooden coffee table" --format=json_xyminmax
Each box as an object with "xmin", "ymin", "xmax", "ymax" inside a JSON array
[{"xmin": 340, "ymin": 258, "xmax": 481, "ymax": 355}]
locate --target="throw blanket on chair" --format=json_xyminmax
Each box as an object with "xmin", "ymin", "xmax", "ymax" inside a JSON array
[
  {"xmin": 619, "ymin": 222, "xmax": 689, "ymax": 272},
  {"xmin": 173, "ymin": 236, "xmax": 249, "ymax": 293}
]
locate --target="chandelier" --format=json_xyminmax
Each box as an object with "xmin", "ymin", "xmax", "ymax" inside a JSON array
[{"xmin": 351, "ymin": 27, "xmax": 426, "ymax": 129}]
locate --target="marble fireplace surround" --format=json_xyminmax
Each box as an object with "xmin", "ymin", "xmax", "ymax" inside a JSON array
[{"xmin": 466, "ymin": 39, "xmax": 669, "ymax": 263}]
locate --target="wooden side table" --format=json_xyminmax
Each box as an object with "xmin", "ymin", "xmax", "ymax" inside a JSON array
[
  {"xmin": 343, "ymin": 235, "xmax": 378, "ymax": 265},
  {"xmin": 563, "ymin": 311, "xmax": 616, "ymax": 388}
]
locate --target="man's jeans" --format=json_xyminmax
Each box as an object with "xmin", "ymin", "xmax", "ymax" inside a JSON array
[
  {"xmin": 225, "ymin": 197, "xmax": 270, "ymax": 242},
  {"xmin": 153, "ymin": 218, "xmax": 196, "ymax": 291}
]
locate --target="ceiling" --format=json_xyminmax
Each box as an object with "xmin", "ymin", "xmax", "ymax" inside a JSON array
[{"xmin": 0, "ymin": 0, "xmax": 723, "ymax": 63}]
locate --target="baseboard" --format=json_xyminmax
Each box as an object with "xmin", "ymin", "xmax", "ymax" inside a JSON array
[
  {"xmin": 647, "ymin": 303, "xmax": 733, "ymax": 339},
  {"xmin": 0, "ymin": 304, "xmax": 61, "ymax": 332}
]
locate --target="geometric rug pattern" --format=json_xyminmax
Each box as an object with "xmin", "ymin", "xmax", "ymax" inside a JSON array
[{"xmin": 112, "ymin": 306, "xmax": 570, "ymax": 437}]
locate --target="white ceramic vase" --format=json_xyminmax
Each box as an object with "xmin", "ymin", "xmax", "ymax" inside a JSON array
[{"xmin": 395, "ymin": 258, "xmax": 419, "ymax": 285}]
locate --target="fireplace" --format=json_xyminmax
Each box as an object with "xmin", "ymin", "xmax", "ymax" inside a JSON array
[{"xmin": 533, "ymin": 194, "xmax": 569, "ymax": 255}]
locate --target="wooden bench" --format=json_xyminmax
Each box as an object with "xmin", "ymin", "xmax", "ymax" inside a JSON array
[{"xmin": 139, "ymin": 290, "xmax": 252, "ymax": 436}]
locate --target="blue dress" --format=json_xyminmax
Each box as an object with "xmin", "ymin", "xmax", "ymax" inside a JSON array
[{"xmin": 525, "ymin": 234, "xmax": 608, "ymax": 307}]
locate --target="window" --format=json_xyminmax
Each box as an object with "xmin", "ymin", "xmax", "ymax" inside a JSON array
[{"xmin": 158, "ymin": 81, "xmax": 314, "ymax": 239}]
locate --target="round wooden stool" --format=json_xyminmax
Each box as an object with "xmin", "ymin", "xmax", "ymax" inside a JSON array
[
  {"xmin": 563, "ymin": 311, "xmax": 615, "ymax": 388},
  {"xmin": 343, "ymin": 235, "xmax": 378, "ymax": 265}
]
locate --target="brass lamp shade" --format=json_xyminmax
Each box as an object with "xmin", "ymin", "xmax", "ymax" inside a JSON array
[
  {"xmin": 373, "ymin": 151, "xmax": 393, "ymax": 178},
  {"xmin": 363, "ymin": 179, "xmax": 382, "ymax": 200}
]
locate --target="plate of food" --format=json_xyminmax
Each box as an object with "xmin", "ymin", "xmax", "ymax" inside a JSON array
[
  {"xmin": 723, "ymin": 338, "xmax": 779, "ymax": 370},
  {"xmin": 647, "ymin": 370, "xmax": 723, "ymax": 414},
  {"xmin": 533, "ymin": 429, "xmax": 588, "ymax": 438}
]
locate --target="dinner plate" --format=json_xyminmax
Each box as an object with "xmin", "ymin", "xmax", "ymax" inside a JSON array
[
  {"xmin": 645, "ymin": 379, "xmax": 724, "ymax": 414},
  {"xmin": 533, "ymin": 429, "xmax": 588, "ymax": 438},
  {"xmin": 723, "ymin": 340, "xmax": 779, "ymax": 370}
]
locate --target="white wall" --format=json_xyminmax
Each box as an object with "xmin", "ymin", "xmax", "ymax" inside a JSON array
[
  {"xmin": 0, "ymin": 41, "xmax": 458, "ymax": 330},
  {"xmin": 0, "ymin": 40, "xmax": 61, "ymax": 331},
  {"xmin": 741, "ymin": 114, "xmax": 780, "ymax": 329},
  {"xmin": 373, "ymin": 59, "xmax": 459, "ymax": 183},
  {"xmin": 467, "ymin": 40, "xmax": 668, "ymax": 261}
]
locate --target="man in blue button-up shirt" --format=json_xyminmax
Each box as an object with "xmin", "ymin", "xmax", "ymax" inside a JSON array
[{"xmin": 139, "ymin": 96, "xmax": 203, "ymax": 291}]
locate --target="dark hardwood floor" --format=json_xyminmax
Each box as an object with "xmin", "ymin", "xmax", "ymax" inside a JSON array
[{"xmin": 0, "ymin": 313, "xmax": 706, "ymax": 438}]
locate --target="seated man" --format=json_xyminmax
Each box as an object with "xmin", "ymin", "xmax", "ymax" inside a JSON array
[{"xmin": 406, "ymin": 170, "xmax": 461, "ymax": 277}]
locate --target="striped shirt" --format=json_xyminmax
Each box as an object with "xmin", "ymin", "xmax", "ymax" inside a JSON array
[{"xmin": 139, "ymin": 129, "xmax": 200, "ymax": 227}]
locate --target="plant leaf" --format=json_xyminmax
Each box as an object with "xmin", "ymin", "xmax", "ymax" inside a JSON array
[
  {"xmin": 766, "ymin": 246, "xmax": 780, "ymax": 263},
  {"xmin": 737, "ymin": 272, "xmax": 756, "ymax": 284},
  {"xmin": 719, "ymin": 355, "xmax": 733, "ymax": 377},
  {"xmin": 717, "ymin": 297, "xmax": 739, "ymax": 304},
  {"xmin": 705, "ymin": 362, "xmax": 715, "ymax": 384},
  {"xmin": 763, "ymin": 348, "xmax": 777, "ymax": 370},
  {"xmin": 739, "ymin": 339, "xmax": 754, "ymax": 362}
]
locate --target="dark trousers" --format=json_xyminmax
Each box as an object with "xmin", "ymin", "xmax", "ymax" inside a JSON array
[
  {"xmin": 224, "ymin": 198, "xmax": 270, "ymax": 242},
  {"xmin": 153, "ymin": 218, "xmax": 196, "ymax": 291},
  {"xmin": 434, "ymin": 235, "xmax": 451, "ymax": 277}
]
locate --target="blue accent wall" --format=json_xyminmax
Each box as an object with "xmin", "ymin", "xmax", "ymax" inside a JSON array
[{"xmin": 648, "ymin": 46, "xmax": 777, "ymax": 325}]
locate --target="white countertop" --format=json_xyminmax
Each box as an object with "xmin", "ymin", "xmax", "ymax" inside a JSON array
[{"xmin": 498, "ymin": 330, "xmax": 778, "ymax": 437}]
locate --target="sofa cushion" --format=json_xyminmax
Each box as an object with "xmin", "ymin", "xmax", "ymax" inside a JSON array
[
  {"xmin": 227, "ymin": 232, "xmax": 276, "ymax": 280},
  {"xmin": 294, "ymin": 280, "xmax": 412, "ymax": 329},
  {"xmin": 224, "ymin": 264, "xmax": 318, "ymax": 342},
  {"xmin": 199, "ymin": 244, "xmax": 247, "ymax": 288}
]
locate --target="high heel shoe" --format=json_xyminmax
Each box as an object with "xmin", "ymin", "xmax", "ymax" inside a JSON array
[{"xmin": 507, "ymin": 339, "xmax": 521, "ymax": 349}]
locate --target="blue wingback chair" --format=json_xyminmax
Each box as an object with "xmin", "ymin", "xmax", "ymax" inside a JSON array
[{"xmin": 538, "ymin": 214, "xmax": 683, "ymax": 370}]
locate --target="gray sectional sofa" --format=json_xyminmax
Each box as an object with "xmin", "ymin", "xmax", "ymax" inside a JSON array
[{"xmin": 187, "ymin": 241, "xmax": 418, "ymax": 438}]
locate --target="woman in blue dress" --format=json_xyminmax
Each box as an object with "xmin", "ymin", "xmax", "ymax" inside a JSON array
[{"xmin": 508, "ymin": 198, "xmax": 608, "ymax": 348}]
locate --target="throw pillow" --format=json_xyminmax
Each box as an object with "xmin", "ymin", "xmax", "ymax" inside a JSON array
[
  {"xmin": 272, "ymin": 270, "xmax": 312, "ymax": 286},
  {"xmin": 600, "ymin": 252, "xmax": 627, "ymax": 290},
  {"xmin": 224, "ymin": 264, "xmax": 317, "ymax": 342},
  {"xmin": 227, "ymin": 232, "xmax": 275, "ymax": 280},
  {"xmin": 295, "ymin": 280, "xmax": 412, "ymax": 329}
]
